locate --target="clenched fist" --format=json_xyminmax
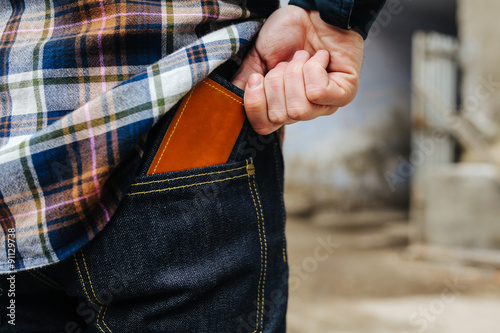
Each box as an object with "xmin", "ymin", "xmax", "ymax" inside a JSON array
[{"xmin": 232, "ymin": 5, "xmax": 364, "ymax": 135}]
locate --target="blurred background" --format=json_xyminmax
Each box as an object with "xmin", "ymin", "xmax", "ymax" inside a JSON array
[{"xmin": 279, "ymin": 0, "xmax": 500, "ymax": 331}]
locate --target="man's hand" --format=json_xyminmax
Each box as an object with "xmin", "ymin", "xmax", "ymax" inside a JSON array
[{"xmin": 232, "ymin": 5, "xmax": 364, "ymax": 135}]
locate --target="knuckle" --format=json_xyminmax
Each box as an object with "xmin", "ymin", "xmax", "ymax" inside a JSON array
[
  {"xmin": 303, "ymin": 60, "xmax": 316, "ymax": 72},
  {"xmin": 336, "ymin": 89, "xmax": 352, "ymax": 107},
  {"xmin": 245, "ymin": 101, "xmax": 262, "ymax": 113},
  {"xmin": 244, "ymin": 96, "xmax": 266, "ymax": 113},
  {"xmin": 306, "ymin": 86, "xmax": 326, "ymax": 104},
  {"xmin": 287, "ymin": 64, "xmax": 302, "ymax": 77},
  {"xmin": 266, "ymin": 66, "xmax": 284, "ymax": 79},
  {"xmin": 287, "ymin": 104, "xmax": 308, "ymax": 121},
  {"xmin": 268, "ymin": 110, "xmax": 287, "ymax": 125},
  {"xmin": 248, "ymin": 118, "xmax": 273, "ymax": 136},
  {"xmin": 265, "ymin": 73, "xmax": 283, "ymax": 88},
  {"xmin": 264, "ymin": 81, "xmax": 283, "ymax": 97}
]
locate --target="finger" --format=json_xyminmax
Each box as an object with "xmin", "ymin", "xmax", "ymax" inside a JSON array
[
  {"xmin": 244, "ymin": 73, "xmax": 279, "ymax": 135},
  {"xmin": 284, "ymin": 51, "xmax": 340, "ymax": 122},
  {"xmin": 264, "ymin": 62, "xmax": 288, "ymax": 125},
  {"xmin": 232, "ymin": 47, "xmax": 266, "ymax": 90},
  {"xmin": 303, "ymin": 50, "xmax": 354, "ymax": 106},
  {"xmin": 284, "ymin": 50, "xmax": 313, "ymax": 121}
]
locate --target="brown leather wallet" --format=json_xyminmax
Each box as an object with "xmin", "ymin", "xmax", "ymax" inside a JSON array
[{"xmin": 147, "ymin": 77, "xmax": 246, "ymax": 175}]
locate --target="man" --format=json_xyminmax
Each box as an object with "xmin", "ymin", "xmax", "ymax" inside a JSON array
[{"xmin": 0, "ymin": 0, "xmax": 385, "ymax": 331}]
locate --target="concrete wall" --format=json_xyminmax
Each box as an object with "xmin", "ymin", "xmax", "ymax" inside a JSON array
[
  {"xmin": 458, "ymin": 0, "xmax": 500, "ymax": 161},
  {"xmin": 458, "ymin": 0, "xmax": 500, "ymax": 159},
  {"xmin": 413, "ymin": 0, "xmax": 500, "ymax": 250},
  {"xmin": 420, "ymin": 164, "xmax": 500, "ymax": 249}
]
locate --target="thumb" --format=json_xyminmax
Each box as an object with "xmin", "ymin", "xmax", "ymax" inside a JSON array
[{"xmin": 232, "ymin": 47, "xmax": 266, "ymax": 90}]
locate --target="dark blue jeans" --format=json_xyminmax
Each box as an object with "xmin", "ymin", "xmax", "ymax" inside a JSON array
[{"xmin": 0, "ymin": 74, "xmax": 288, "ymax": 332}]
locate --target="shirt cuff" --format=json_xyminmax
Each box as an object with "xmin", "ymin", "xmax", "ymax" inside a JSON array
[
  {"xmin": 288, "ymin": 0, "xmax": 387, "ymax": 39},
  {"xmin": 288, "ymin": 0, "xmax": 354, "ymax": 30},
  {"xmin": 350, "ymin": 0, "xmax": 387, "ymax": 39}
]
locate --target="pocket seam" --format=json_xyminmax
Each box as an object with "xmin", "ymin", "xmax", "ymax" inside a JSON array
[
  {"xmin": 130, "ymin": 164, "xmax": 247, "ymax": 187},
  {"xmin": 127, "ymin": 173, "xmax": 248, "ymax": 196},
  {"xmin": 202, "ymin": 80, "xmax": 244, "ymax": 105},
  {"xmin": 149, "ymin": 88, "xmax": 195, "ymax": 174},
  {"xmin": 247, "ymin": 172, "xmax": 267, "ymax": 332}
]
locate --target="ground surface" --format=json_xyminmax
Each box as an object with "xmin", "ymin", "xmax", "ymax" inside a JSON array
[{"xmin": 285, "ymin": 217, "xmax": 500, "ymax": 333}]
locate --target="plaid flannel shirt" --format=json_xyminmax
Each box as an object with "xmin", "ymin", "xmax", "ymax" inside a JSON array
[
  {"xmin": 0, "ymin": 0, "xmax": 386, "ymax": 273},
  {"xmin": 0, "ymin": 0, "xmax": 277, "ymax": 272}
]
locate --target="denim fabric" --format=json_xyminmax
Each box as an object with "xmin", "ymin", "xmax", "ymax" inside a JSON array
[{"xmin": 0, "ymin": 74, "xmax": 288, "ymax": 332}]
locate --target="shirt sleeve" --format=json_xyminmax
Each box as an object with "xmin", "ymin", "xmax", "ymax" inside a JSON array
[{"xmin": 288, "ymin": 0, "xmax": 387, "ymax": 39}]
